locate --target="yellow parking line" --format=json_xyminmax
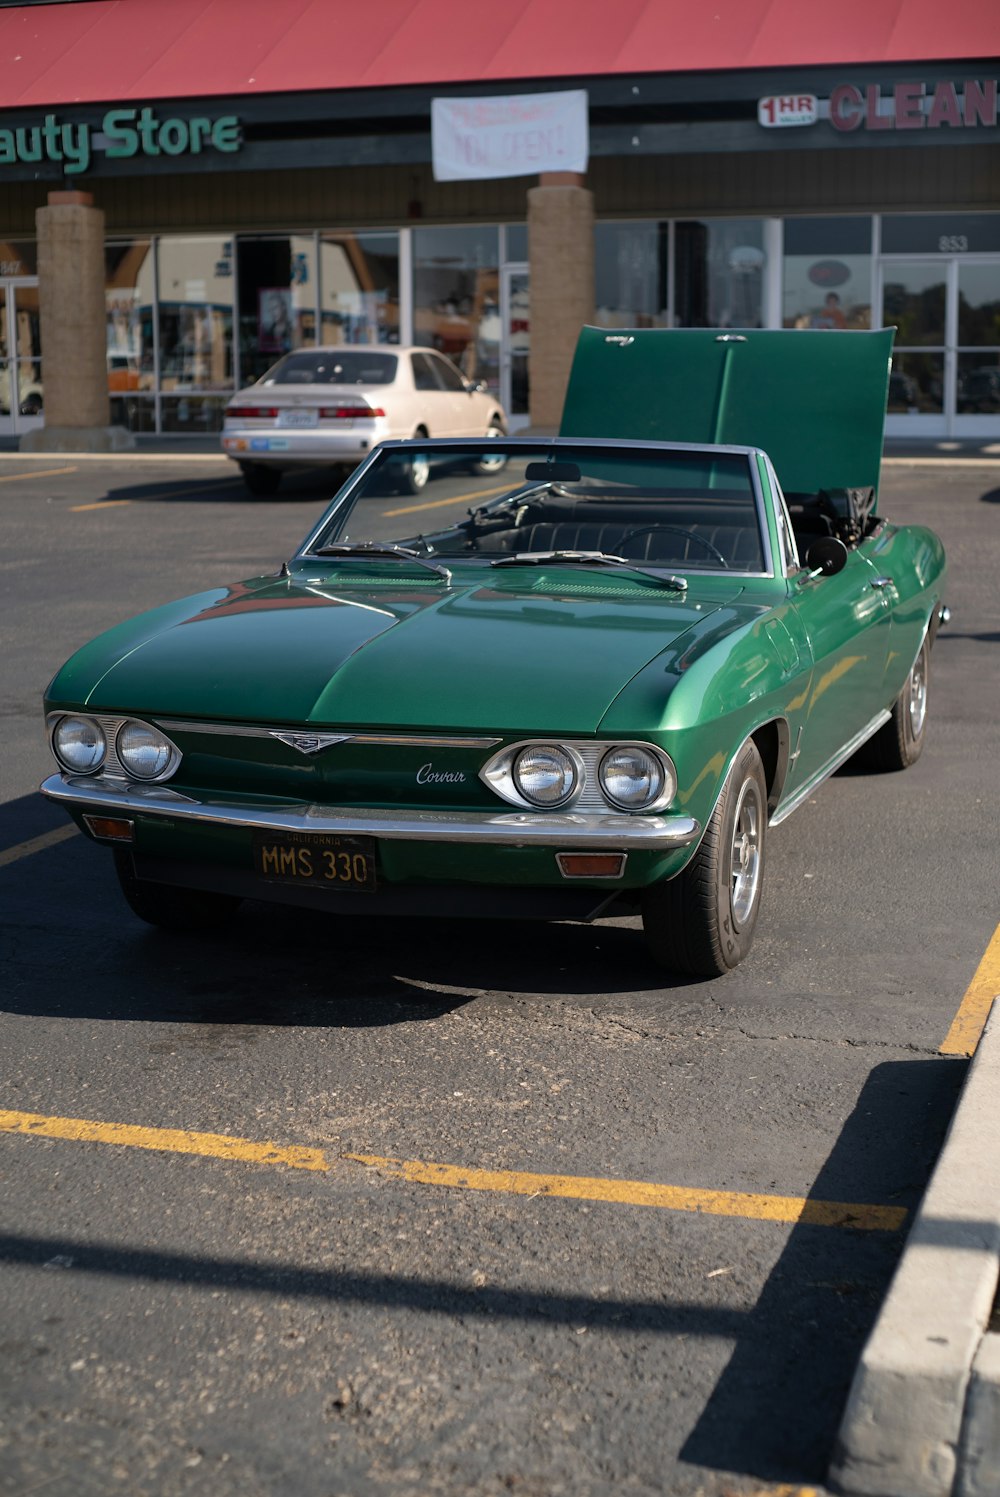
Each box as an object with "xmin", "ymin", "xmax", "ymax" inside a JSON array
[
  {"xmin": 70, "ymin": 498, "xmax": 133, "ymax": 512},
  {"xmin": 0, "ymin": 1109, "xmax": 906, "ymax": 1230},
  {"xmin": 383, "ymin": 481, "xmax": 513, "ymax": 518},
  {"xmin": 348, "ymin": 1154, "xmax": 906, "ymax": 1231},
  {"xmin": 0, "ymin": 1109, "xmax": 329, "ymax": 1173},
  {"xmin": 0, "ymin": 825, "xmax": 79, "ymax": 868},
  {"xmin": 940, "ymin": 920, "xmax": 1000, "ymax": 1056},
  {"xmin": 0, "ymin": 464, "xmax": 77, "ymax": 482}
]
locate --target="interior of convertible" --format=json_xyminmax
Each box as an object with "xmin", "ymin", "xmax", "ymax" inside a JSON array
[{"xmin": 311, "ymin": 444, "xmax": 774, "ymax": 573}]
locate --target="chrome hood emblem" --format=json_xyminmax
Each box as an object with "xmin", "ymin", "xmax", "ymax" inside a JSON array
[{"xmin": 270, "ymin": 731, "xmax": 350, "ymax": 756}]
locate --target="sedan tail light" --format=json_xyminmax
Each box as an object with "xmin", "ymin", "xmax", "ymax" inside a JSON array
[
  {"xmin": 318, "ymin": 405, "xmax": 386, "ymax": 419},
  {"xmin": 226, "ymin": 406, "xmax": 279, "ymax": 419}
]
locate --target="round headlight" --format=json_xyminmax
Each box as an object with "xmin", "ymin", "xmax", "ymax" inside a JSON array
[
  {"xmin": 53, "ymin": 715, "xmax": 106, "ymax": 774},
  {"xmin": 599, "ymin": 746, "xmax": 671, "ymax": 811},
  {"xmin": 512, "ymin": 745, "xmax": 577, "ymax": 807},
  {"xmin": 116, "ymin": 721, "xmax": 175, "ymax": 780}
]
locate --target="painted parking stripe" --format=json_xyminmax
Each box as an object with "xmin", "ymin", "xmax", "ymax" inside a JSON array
[
  {"xmin": 383, "ymin": 481, "xmax": 513, "ymax": 518},
  {"xmin": 70, "ymin": 498, "xmax": 133, "ymax": 512},
  {"xmin": 939, "ymin": 919, "xmax": 1000, "ymax": 1056},
  {"xmin": 0, "ymin": 1108, "xmax": 905, "ymax": 1231},
  {"xmin": 347, "ymin": 1154, "xmax": 906, "ymax": 1232},
  {"xmin": 0, "ymin": 464, "xmax": 77, "ymax": 483},
  {"xmin": 0, "ymin": 1110, "xmax": 329, "ymax": 1172},
  {"xmin": 0, "ymin": 825, "xmax": 79, "ymax": 868}
]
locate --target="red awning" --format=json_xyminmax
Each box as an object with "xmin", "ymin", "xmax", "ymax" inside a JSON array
[{"xmin": 0, "ymin": 0, "xmax": 994, "ymax": 108}]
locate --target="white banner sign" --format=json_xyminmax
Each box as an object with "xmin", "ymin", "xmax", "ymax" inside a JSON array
[{"xmin": 432, "ymin": 90, "xmax": 589, "ymax": 181}]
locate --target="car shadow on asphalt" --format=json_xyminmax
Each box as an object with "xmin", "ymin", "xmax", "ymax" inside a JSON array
[
  {"xmin": 680, "ymin": 1052, "xmax": 967, "ymax": 1486},
  {"xmin": 99, "ymin": 470, "xmax": 345, "ymax": 506},
  {"xmin": 2, "ymin": 794, "xmax": 698, "ymax": 1032}
]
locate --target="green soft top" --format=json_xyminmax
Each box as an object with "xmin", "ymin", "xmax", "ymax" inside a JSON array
[{"xmin": 559, "ymin": 326, "xmax": 895, "ymax": 497}]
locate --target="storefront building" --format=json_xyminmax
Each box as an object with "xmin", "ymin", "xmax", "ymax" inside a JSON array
[{"xmin": 0, "ymin": 0, "xmax": 997, "ymax": 445}]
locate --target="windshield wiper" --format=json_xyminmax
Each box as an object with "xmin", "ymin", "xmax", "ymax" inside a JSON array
[
  {"xmin": 490, "ymin": 550, "xmax": 687, "ymax": 591},
  {"xmin": 312, "ymin": 542, "xmax": 451, "ymax": 583}
]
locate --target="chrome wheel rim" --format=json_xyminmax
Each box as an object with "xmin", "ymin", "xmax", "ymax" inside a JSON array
[
  {"xmin": 908, "ymin": 647, "xmax": 928, "ymax": 739},
  {"xmin": 730, "ymin": 778, "xmax": 763, "ymax": 929},
  {"xmin": 478, "ymin": 430, "xmax": 506, "ymax": 471}
]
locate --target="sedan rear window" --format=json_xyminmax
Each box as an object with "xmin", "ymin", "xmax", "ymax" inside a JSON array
[{"xmin": 260, "ymin": 352, "xmax": 398, "ymax": 386}]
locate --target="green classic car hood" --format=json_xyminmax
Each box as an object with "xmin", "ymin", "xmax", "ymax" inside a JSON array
[
  {"xmin": 64, "ymin": 571, "xmax": 743, "ymax": 734},
  {"xmin": 560, "ymin": 325, "xmax": 895, "ymax": 497}
]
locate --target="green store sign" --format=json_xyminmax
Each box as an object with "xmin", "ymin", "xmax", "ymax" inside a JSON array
[{"xmin": 0, "ymin": 106, "xmax": 241, "ymax": 174}]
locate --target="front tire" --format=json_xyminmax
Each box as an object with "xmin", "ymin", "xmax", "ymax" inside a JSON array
[
  {"xmin": 113, "ymin": 849, "xmax": 241, "ymax": 932},
  {"xmin": 641, "ymin": 739, "xmax": 767, "ymax": 977},
  {"xmin": 239, "ymin": 462, "xmax": 282, "ymax": 496}
]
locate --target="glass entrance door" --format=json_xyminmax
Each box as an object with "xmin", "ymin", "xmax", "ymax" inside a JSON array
[
  {"xmin": 500, "ymin": 264, "xmax": 530, "ymax": 431},
  {"xmin": 880, "ymin": 256, "xmax": 1000, "ymax": 437},
  {"xmin": 0, "ymin": 279, "xmax": 43, "ymax": 435}
]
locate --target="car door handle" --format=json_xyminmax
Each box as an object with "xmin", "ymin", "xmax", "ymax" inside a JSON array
[{"xmin": 870, "ymin": 576, "xmax": 894, "ymax": 589}]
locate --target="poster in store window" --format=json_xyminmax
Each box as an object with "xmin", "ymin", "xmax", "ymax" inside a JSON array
[{"xmin": 258, "ymin": 288, "xmax": 292, "ymax": 352}]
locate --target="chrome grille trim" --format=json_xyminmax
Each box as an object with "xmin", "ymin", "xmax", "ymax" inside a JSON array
[{"xmin": 153, "ymin": 719, "xmax": 502, "ymax": 750}]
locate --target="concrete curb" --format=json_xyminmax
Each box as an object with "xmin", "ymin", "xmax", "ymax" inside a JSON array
[{"xmin": 829, "ymin": 999, "xmax": 1000, "ymax": 1497}]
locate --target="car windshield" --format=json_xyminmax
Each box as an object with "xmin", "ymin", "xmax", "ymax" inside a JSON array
[
  {"xmin": 259, "ymin": 351, "xmax": 398, "ymax": 386},
  {"xmin": 303, "ymin": 442, "xmax": 767, "ymax": 573}
]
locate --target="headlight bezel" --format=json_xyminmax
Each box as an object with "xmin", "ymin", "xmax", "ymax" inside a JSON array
[
  {"xmin": 47, "ymin": 713, "xmax": 181, "ymax": 784},
  {"xmin": 480, "ymin": 739, "xmax": 676, "ymax": 814}
]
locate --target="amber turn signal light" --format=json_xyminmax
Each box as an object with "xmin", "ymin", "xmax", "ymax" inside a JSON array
[
  {"xmin": 82, "ymin": 815, "xmax": 134, "ymax": 842},
  {"xmin": 555, "ymin": 852, "xmax": 627, "ymax": 879}
]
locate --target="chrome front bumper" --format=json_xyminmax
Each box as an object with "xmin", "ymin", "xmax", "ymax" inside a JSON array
[{"xmin": 40, "ymin": 774, "xmax": 701, "ymax": 850}]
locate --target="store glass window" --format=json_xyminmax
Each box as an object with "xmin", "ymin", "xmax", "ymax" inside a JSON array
[
  {"xmin": 0, "ymin": 240, "xmax": 37, "ymax": 277},
  {"xmin": 413, "ymin": 225, "xmax": 499, "ymax": 394},
  {"xmin": 504, "ymin": 224, "xmax": 528, "ymax": 261},
  {"xmin": 319, "ymin": 232, "xmax": 399, "ymax": 346},
  {"xmin": 881, "ymin": 213, "xmax": 1000, "ymax": 255},
  {"xmin": 105, "ymin": 241, "xmax": 155, "ymax": 433},
  {"xmin": 236, "ymin": 235, "xmax": 316, "ymax": 387},
  {"xmin": 783, "ymin": 217, "xmax": 872, "ymax": 330},
  {"xmin": 957, "ymin": 262, "xmax": 1000, "ymax": 414},
  {"xmin": 675, "ymin": 219, "xmax": 765, "ymax": 328},
  {"xmin": 157, "ymin": 236, "xmax": 235, "ymax": 432},
  {"xmin": 594, "ymin": 222, "xmax": 669, "ymax": 328}
]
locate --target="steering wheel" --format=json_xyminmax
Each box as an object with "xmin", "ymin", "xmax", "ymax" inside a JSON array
[{"xmin": 617, "ymin": 523, "xmax": 729, "ymax": 568}]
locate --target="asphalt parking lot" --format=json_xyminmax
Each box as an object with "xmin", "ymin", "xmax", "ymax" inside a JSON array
[{"xmin": 1, "ymin": 452, "xmax": 999, "ymax": 1497}]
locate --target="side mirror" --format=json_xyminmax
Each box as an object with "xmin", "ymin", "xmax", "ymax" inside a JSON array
[{"xmin": 804, "ymin": 536, "xmax": 848, "ymax": 578}]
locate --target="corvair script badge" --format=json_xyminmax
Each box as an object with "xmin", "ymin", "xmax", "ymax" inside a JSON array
[
  {"xmin": 270, "ymin": 731, "xmax": 351, "ymax": 756},
  {"xmin": 416, "ymin": 763, "xmax": 467, "ymax": 785}
]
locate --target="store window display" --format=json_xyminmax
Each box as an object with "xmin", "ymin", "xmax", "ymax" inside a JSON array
[
  {"xmin": 783, "ymin": 217, "xmax": 872, "ymax": 330},
  {"xmin": 414, "ymin": 226, "xmax": 500, "ymax": 395}
]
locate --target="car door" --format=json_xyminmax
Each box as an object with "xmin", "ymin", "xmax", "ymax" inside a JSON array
[
  {"xmin": 409, "ymin": 351, "xmax": 453, "ymax": 436},
  {"xmin": 785, "ymin": 549, "xmax": 893, "ymax": 789},
  {"xmin": 425, "ymin": 351, "xmax": 474, "ymax": 435}
]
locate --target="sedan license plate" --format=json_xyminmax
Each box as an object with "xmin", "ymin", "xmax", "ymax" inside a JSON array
[
  {"xmin": 253, "ymin": 832, "xmax": 376, "ymax": 892},
  {"xmin": 277, "ymin": 407, "xmax": 319, "ymax": 428}
]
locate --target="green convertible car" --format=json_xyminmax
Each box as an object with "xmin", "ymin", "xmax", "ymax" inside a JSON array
[{"xmin": 41, "ymin": 327, "xmax": 947, "ymax": 976}]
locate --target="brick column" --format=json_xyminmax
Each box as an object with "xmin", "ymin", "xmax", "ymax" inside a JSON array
[
  {"xmin": 22, "ymin": 190, "xmax": 133, "ymax": 452},
  {"xmin": 526, "ymin": 172, "xmax": 595, "ymax": 431}
]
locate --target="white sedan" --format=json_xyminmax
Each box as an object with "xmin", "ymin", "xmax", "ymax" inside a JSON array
[{"xmin": 222, "ymin": 345, "xmax": 507, "ymax": 495}]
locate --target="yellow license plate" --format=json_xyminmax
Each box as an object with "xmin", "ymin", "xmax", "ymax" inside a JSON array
[{"xmin": 253, "ymin": 832, "xmax": 376, "ymax": 892}]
